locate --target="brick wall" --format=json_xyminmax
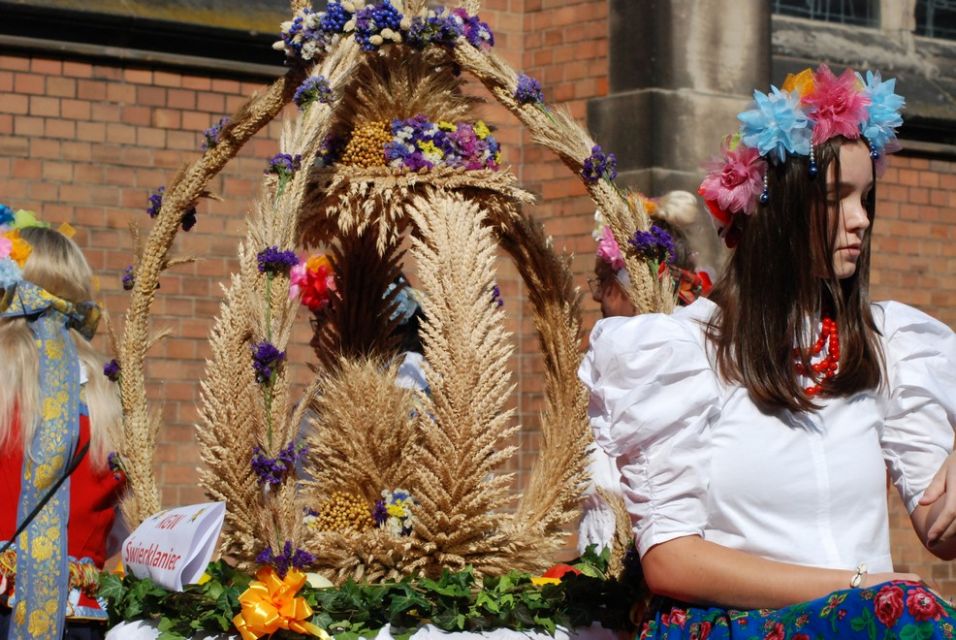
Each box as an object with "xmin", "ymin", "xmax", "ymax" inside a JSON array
[{"xmin": 3, "ymin": 0, "xmax": 956, "ymax": 592}]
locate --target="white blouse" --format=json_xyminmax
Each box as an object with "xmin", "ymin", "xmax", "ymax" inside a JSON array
[{"xmin": 578, "ymin": 298, "xmax": 956, "ymax": 572}]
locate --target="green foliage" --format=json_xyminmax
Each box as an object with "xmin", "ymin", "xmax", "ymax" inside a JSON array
[{"xmin": 99, "ymin": 560, "xmax": 641, "ymax": 638}]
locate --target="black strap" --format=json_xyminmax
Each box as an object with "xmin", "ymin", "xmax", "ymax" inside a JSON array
[{"xmin": 0, "ymin": 440, "xmax": 90, "ymax": 556}]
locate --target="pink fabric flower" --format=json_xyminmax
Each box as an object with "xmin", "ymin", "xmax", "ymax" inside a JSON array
[
  {"xmin": 803, "ymin": 64, "xmax": 870, "ymax": 146},
  {"xmin": 698, "ymin": 143, "xmax": 764, "ymax": 218},
  {"xmin": 0, "ymin": 234, "xmax": 11, "ymax": 260},
  {"xmin": 596, "ymin": 226, "xmax": 625, "ymax": 271}
]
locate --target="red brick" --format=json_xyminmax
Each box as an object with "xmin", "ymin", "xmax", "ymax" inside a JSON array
[
  {"xmin": 195, "ymin": 93, "xmax": 225, "ymax": 113},
  {"xmin": 31, "ymin": 138, "xmax": 61, "ymax": 159},
  {"xmin": 152, "ymin": 108, "xmax": 181, "ymax": 129},
  {"xmin": 30, "ymin": 96, "xmax": 59, "ymax": 117},
  {"xmin": 0, "ymin": 94, "xmax": 28, "ymax": 115},
  {"xmin": 123, "ymin": 68, "xmax": 153, "ymax": 84},
  {"xmin": 14, "ymin": 115, "xmax": 43, "ymax": 136},
  {"xmin": 138, "ymin": 86, "xmax": 167, "ymax": 107},
  {"xmin": 167, "ymin": 89, "xmax": 196, "ymax": 109},
  {"xmin": 62, "ymin": 60, "xmax": 93, "ymax": 78},
  {"xmin": 181, "ymin": 75, "xmax": 212, "ymax": 91},
  {"xmin": 0, "ymin": 55, "xmax": 30, "ymax": 71},
  {"xmin": 77, "ymin": 79, "xmax": 108, "ymax": 100},
  {"xmin": 211, "ymin": 78, "xmax": 241, "ymax": 94},
  {"xmin": 91, "ymin": 102, "xmax": 121, "ymax": 122},
  {"xmin": 136, "ymin": 127, "xmax": 167, "ymax": 148},
  {"xmin": 0, "ymin": 71, "xmax": 12, "ymax": 93},
  {"xmin": 30, "ymin": 58, "xmax": 63, "ymax": 75},
  {"xmin": 0, "ymin": 114, "xmax": 11, "ymax": 135},
  {"xmin": 11, "ymin": 158, "xmax": 41, "ymax": 179},
  {"xmin": 153, "ymin": 70, "xmax": 183, "ymax": 88},
  {"xmin": 45, "ymin": 119, "xmax": 76, "ymax": 139},
  {"xmin": 76, "ymin": 121, "xmax": 106, "ymax": 142},
  {"xmin": 42, "ymin": 161, "xmax": 73, "ymax": 181},
  {"xmin": 107, "ymin": 82, "xmax": 137, "ymax": 104},
  {"xmin": 60, "ymin": 99, "xmax": 91, "ymax": 120},
  {"xmin": 121, "ymin": 105, "xmax": 152, "ymax": 126},
  {"xmin": 106, "ymin": 123, "xmax": 137, "ymax": 144},
  {"xmin": 14, "ymin": 73, "xmax": 44, "ymax": 95}
]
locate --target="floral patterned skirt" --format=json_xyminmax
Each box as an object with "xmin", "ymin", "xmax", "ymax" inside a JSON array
[{"xmin": 640, "ymin": 581, "xmax": 956, "ymax": 639}]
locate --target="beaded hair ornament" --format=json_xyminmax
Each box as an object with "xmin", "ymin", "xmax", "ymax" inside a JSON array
[{"xmin": 698, "ymin": 64, "xmax": 905, "ymax": 246}]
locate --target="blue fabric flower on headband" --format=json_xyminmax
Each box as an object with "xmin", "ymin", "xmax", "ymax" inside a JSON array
[
  {"xmin": 858, "ymin": 70, "xmax": 904, "ymax": 156},
  {"xmin": 738, "ymin": 86, "xmax": 812, "ymax": 163},
  {"xmin": 0, "ymin": 203, "xmax": 13, "ymax": 226}
]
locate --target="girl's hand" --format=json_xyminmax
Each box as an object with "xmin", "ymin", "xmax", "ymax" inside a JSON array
[{"xmin": 861, "ymin": 572, "xmax": 922, "ymax": 588}]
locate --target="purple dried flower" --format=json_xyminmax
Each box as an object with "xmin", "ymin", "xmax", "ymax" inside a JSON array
[
  {"xmin": 257, "ymin": 246, "xmax": 300, "ymax": 276},
  {"xmin": 121, "ymin": 265, "xmax": 135, "ymax": 291},
  {"xmin": 293, "ymin": 76, "xmax": 333, "ymax": 109},
  {"xmin": 266, "ymin": 153, "xmax": 302, "ymax": 179},
  {"xmin": 452, "ymin": 8, "xmax": 494, "ymax": 49},
  {"xmin": 250, "ymin": 443, "xmax": 303, "ymax": 487},
  {"xmin": 491, "ymin": 284, "xmax": 504, "ymax": 308},
  {"xmin": 147, "ymin": 186, "xmax": 165, "ymax": 218},
  {"xmin": 257, "ymin": 540, "xmax": 314, "ymax": 578},
  {"xmin": 180, "ymin": 208, "xmax": 197, "ymax": 232},
  {"xmin": 319, "ymin": 2, "xmax": 352, "ymax": 34},
  {"xmin": 372, "ymin": 499, "xmax": 388, "ymax": 526},
  {"xmin": 581, "ymin": 145, "xmax": 618, "ymax": 184},
  {"xmin": 201, "ymin": 116, "xmax": 230, "ymax": 151},
  {"xmin": 407, "ymin": 11, "xmax": 463, "ymax": 48},
  {"xmin": 629, "ymin": 224, "xmax": 675, "ymax": 265},
  {"xmin": 103, "ymin": 359, "xmax": 121, "ymax": 382},
  {"xmin": 515, "ymin": 74, "xmax": 544, "ymax": 105},
  {"xmin": 316, "ymin": 134, "xmax": 346, "ymax": 168},
  {"xmin": 252, "ymin": 341, "xmax": 285, "ymax": 384}
]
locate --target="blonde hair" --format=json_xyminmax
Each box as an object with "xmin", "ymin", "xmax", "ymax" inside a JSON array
[{"xmin": 0, "ymin": 227, "xmax": 120, "ymax": 468}]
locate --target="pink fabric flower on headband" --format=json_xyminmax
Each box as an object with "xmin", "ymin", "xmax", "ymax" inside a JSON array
[
  {"xmin": 596, "ymin": 226, "xmax": 625, "ymax": 271},
  {"xmin": 803, "ymin": 65, "xmax": 870, "ymax": 146},
  {"xmin": 698, "ymin": 142, "xmax": 764, "ymax": 221}
]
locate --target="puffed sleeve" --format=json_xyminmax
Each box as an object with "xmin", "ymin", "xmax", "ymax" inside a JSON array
[
  {"xmin": 878, "ymin": 301, "xmax": 956, "ymax": 513},
  {"xmin": 578, "ymin": 311, "xmax": 721, "ymax": 557}
]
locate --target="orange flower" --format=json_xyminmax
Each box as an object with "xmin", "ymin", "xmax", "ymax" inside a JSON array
[
  {"xmin": 782, "ymin": 68, "xmax": 815, "ymax": 99},
  {"xmin": 232, "ymin": 567, "xmax": 329, "ymax": 640},
  {"xmin": 3, "ymin": 231, "xmax": 32, "ymax": 267}
]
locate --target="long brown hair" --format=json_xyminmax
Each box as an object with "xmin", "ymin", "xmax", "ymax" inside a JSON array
[{"xmin": 706, "ymin": 137, "xmax": 884, "ymax": 412}]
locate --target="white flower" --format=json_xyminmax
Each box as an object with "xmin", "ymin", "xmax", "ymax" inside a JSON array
[{"xmin": 369, "ymin": 34, "xmax": 384, "ymax": 46}]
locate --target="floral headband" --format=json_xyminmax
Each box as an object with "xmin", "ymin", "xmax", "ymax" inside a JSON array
[
  {"xmin": 698, "ymin": 64, "xmax": 904, "ymax": 240},
  {"xmin": 0, "ymin": 204, "xmax": 40, "ymax": 290}
]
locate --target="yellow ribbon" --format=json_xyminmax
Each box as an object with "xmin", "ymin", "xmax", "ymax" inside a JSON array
[{"xmin": 233, "ymin": 567, "xmax": 329, "ymax": 640}]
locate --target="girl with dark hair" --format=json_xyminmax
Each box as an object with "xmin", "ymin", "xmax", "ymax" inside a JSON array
[{"xmin": 580, "ymin": 65, "xmax": 956, "ymax": 638}]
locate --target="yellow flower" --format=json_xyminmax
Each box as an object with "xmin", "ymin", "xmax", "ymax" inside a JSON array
[
  {"xmin": 437, "ymin": 121, "xmax": 456, "ymax": 132},
  {"xmin": 782, "ymin": 68, "xmax": 815, "ymax": 98},
  {"xmin": 531, "ymin": 577, "xmax": 561, "ymax": 586},
  {"xmin": 197, "ymin": 572, "xmax": 212, "ymax": 585},
  {"xmin": 474, "ymin": 121, "xmax": 491, "ymax": 140},
  {"xmin": 28, "ymin": 610, "xmax": 51, "ymax": 635},
  {"xmin": 31, "ymin": 533, "xmax": 53, "ymax": 562},
  {"xmin": 418, "ymin": 140, "xmax": 443, "ymax": 162},
  {"xmin": 306, "ymin": 254, "xmax": 332, "ymax": 273}
]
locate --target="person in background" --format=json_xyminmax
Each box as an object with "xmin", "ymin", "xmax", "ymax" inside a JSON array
[{"xmin": 0, "ymin": 211, "xmax": 124, "ymax": 640}]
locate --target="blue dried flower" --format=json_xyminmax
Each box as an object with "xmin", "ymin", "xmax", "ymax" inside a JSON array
[
  {"xmin": 201, "ymin": 116, "xmax": 230, "ymax": 151},
  {"xmin": 257, "ymin": 246, "xmax": 300, "ymax": 276},
  {"xmin": 146, "ymin": 186, "xmax": 165, "ymax": 218},
  {"xmin": 372, "ymin": 499, "xmax": 388, "ymax": 526},
  {"xmin": 265, "ymin": 153, "xmax": 302, "ymax": 179},
  {"xmin": 407, "ymin": 11, "xmax": 463, "ymax": 48},
  {"xmin": 629, "ymin": 224, "xmax": 676, "ymax": 265},
  {"xmin": 355, "ymin": 0, "xmax": 404, "ymax": 51},
  {"xmin": 514, "ymin": 74, "xmax": 544, "ymax": 105},
  {"xmin": 319, "ymin": 2, "xmax": 351, "ymax": 34},
  {"xmin": 491, "ymin": 284, "xmax": 503, "ymax": 308},
  {"xmin": 121, "ymin": 265, "xmax": 135, "ymax": 291},
  {"xmin": 858, "ymin": 70, "xmax": 904, "ymax": 157},
  {"xmin": 293, "ymin": 76, "xmax": 333, "ymax": 109},
  {"xmin": 581, "ymin": 145, "xmax": 617, "ymax": 184},
  {"xmin": 103, "ymin": 359, "xmax": 121, "ymax": 382},
  {"xmin": 180, "ymin": 209, "xmax": 197, "ymax": 232},
  {"xmin": 256, "ymin": 540, "xmax": 314, "ymax": 578},
  {"xmin": 0, "ymin": 204, "xmax": 13, "ymax": 226},
  {"xmin": 252, "ymin": 341, "xmax": 285, "ymax": 384},
  {"xmin": 452, "ymin": 8, "xmax": 493, "ymax": 49},
  {"xmin": 738, "ymin": 86, "xmax": 811, "ymax": 164}
]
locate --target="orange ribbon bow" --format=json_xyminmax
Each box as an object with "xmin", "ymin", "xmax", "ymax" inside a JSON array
[{"xmin": 233, "ymin": 567, "xmax": 328, "ymax": 640}]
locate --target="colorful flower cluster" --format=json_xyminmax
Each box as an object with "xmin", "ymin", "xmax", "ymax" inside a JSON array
[
  {"xmin": 293, "ymin": 76, "xmax": 333, "ymax": 109},
  {"xmin": 354, "ymin": 0, "xmax": 404, "ymax": 51},
  {"xmin": 257, "ymin": 246, "xmax": 300, "ymax": 276},
  {"xmin": 201, "ymin": 116, "xmax": 230, "ymax": 151},
  {"xmin": 373, "ymin": 488, "xmax": 415, "ymax": 536},
  {"xmin": 103, "ymin": 359, "xmax": 121, "ymax": 382},
  {"xmin": 699, "ymin": 64, "xmax": 905, "ymax": 232},
  {"xmin": 581, "ymin": 145, "xmax": 617, "ymax": 184},
  {"xmin": 385, "ymin": 116, "xmax": 501, "ymax": 172},
  {"xmin": 251, "ymin": 442, "xmax": 305, "ymax": 487},
  {"xmin": 629, "ymin": 225, "xmax": 675, "ymax": 266},
  {"xmin": 146, "ymin": 186, "xmax": 197, "ymax": 232},
  {"xmin": 252, "ymin": 341, "xmax": 286, "ymax": 384},
  {"xmin": 514, "ymin": 74, "xmax": 544, "ymax": 105},
  {"xmin": 289, "ymin": 254, "xmax": 336, "ymax": 312},
  {"xmin": 0, "ymin": 206, "xmax": 36, "ymax": 290},
  {"xmin": 256, "ymin": 540, "xmax": 314, "ymax": 579},
  {"xmin": 274, "ymin": 2, "xmax": 494, "ymax": 60}
]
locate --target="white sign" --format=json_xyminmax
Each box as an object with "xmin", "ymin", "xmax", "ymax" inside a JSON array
[{"xmin": 122, "ymin": 502, "xmax": 225, "ymax": 592}]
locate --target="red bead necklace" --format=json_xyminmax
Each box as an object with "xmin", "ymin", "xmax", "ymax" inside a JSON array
[{"xmin": 794, "ymin": 316, "xmax": 840, "ymax": 396}]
